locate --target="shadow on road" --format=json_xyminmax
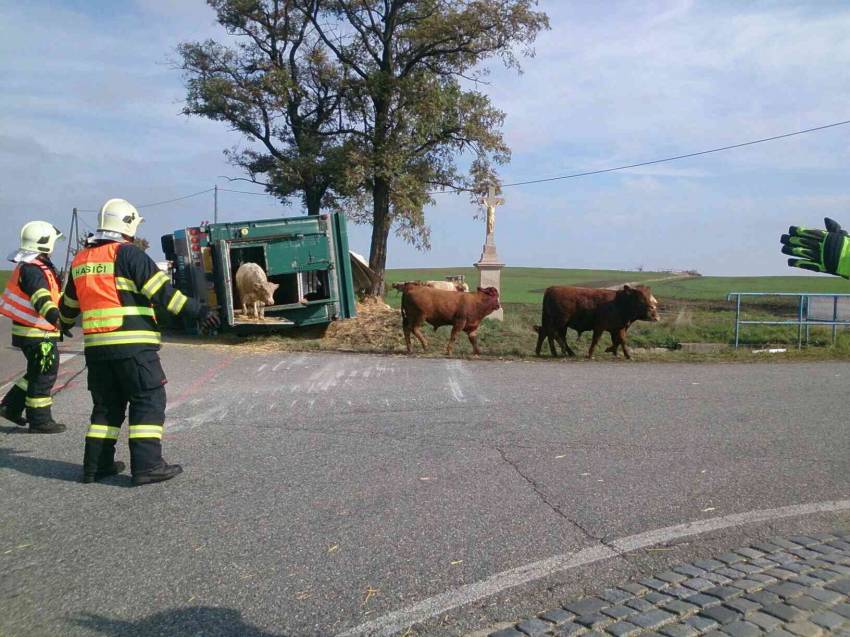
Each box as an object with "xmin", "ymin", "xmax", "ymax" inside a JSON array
[
  {"xmin": 75, "ymin": 607, "xmax": 287, "ymax": 637},
  {"xmin": 0, "ymin": 447, "xmax": 85, "ymax": 483}
]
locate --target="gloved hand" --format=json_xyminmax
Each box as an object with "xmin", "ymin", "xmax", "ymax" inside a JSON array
[
  {"xmin": 54, "ymin": 321, "xmax": 73, "ymax": 341},
  {"xmin": 780, "ymin": 218, "xmax": 850, "ymax": 278},
  {"xmin": 199, "ymin": 306, "xmax": 221, "ymax": 330}
]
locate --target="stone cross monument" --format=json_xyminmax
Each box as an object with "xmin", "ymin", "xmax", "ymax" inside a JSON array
[{"xmin": 475, "ymin": 184, "xmax": 505, "ymax": 321}]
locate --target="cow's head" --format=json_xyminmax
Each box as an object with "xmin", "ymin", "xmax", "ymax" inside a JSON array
[
  {"xmin": 262, "ymin": 282, "xmax": 279, "ymax": 306},
  {"xmin": 616, "ymin": 285, "xmax": 659, "ymax": 322},
  {"xmin": 477, "ymin": 286, "xmax": 501, "ymax": 312}
]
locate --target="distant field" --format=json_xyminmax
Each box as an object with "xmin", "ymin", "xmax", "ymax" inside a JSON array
[
  {"xmin": 651, "ymin": 275, "xmax": 850, "ymax": 300},
  {"xmin": 0, "ymin": 270, "xmax": 8, "ymax": 290}
]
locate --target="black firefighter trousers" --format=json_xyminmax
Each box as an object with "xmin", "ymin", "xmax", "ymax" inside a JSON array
[
  {"xmin": 84, "ymin": 351, "xmax": 169, "ymax": 477},
  {"xmin": 1, "ymin": 339, "xmax": 59, "ymax": 426}
]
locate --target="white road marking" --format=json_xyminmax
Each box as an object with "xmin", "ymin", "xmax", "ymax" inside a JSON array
[
  {"xmin": 168, "ymin": 402, "xmax": 229, "ymax": 433},
  {"xmin": 257, "ymin": 364, "xmax": 267, "ymax": 373},
  {"xmin": 445, "ymin": 360, "xmax": 465, "ymax": 402},
  {"xmin": 336, "ymin": 498, "xmax": 850, "ymax": 637},
  {"xmin": 448, "ymin": 377, "xmax": 464, "ymax": 402}
]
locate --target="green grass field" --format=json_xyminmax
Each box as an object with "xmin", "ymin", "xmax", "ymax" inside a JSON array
[{"xmin": 0, "ymin": 270, "xmax": 9, "ymax": 290}]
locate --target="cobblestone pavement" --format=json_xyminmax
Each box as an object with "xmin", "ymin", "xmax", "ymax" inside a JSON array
[{"xmin": 484, "ymin": 532, "xmax": 850, "ymax": 637}]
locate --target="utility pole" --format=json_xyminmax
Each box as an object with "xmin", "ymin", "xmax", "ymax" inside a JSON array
[
  {"xmin": 214, "ymin": 184, "xmax": 218, "ymax": 224},
  {"xmin": 61, "ymin": 208, "xmax": 78, "ymax": 285}
]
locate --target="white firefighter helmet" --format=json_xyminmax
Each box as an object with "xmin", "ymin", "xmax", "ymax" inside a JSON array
[
  {"xmin": 99, "ymin": 198, "xmax": 143, "ymax": 237},
  {"xmin": 20, "ymin": 221, "xmax": 65, "ymax": 255}
]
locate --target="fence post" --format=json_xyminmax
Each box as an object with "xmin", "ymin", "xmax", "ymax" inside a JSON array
[
  {"xmin": 805, "ymin": 295, "xmax": 810, "ymax": 345},
  {"xmin": 798, "ymin": 295, "xmax": 804, "ymax": 349},
  {"xmin": 735, "ymin": 293, "xmax": 741, "ymax": 349},
  {"xmin": 833, "ymin": 295, "xmax": 839, "ymax": 345}
]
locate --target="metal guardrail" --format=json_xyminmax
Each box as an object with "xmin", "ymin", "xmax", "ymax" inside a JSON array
[{"xmin": 727, "ymin": 292, "xmax": 850, "ymax": 348}]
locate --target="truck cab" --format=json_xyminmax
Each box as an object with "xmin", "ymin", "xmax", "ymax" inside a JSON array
[{"xmin": 161, "ymin": 212, "xmax": 356, "ymax": 331}]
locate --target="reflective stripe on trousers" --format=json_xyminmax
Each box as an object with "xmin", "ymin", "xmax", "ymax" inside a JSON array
[
  {"xmin": 86, "ymin": 424, "xmax": 121, "ymax": 440},
  {"xmin": 83, "ymin": 330, "xmax": 161, "ymax": 347}
]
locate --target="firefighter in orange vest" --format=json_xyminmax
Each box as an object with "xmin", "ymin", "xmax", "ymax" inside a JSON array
[
  {"xmin": 0, "ymin": 221, "xmax": 69, "ymax": 434},
  {"xmin": 59, "ymin": 198, "xmax": 220, "ymax": 485}
]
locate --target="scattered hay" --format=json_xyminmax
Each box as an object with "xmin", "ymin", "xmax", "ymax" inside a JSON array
[{"xmin": 323, "ymin": 297, "xmax": 404, "ymax": 351}]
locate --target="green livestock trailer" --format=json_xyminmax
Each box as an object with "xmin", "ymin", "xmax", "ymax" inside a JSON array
[{"xmin": 161, "ymin": 212, "xmax": 357, "ymax": 332}]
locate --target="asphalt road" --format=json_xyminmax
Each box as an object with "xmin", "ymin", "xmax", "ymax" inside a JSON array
[{"xmin": 1, "ymin": 337, "xmax": 850, "ymax": 637}]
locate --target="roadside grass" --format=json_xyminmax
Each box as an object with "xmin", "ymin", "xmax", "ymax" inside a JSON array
[{"xmin": 0, "ymin": 270, "xmax": 9, "ymax": 290}]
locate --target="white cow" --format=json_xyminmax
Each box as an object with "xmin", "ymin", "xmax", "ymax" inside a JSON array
[
  {"xmin": 392, "ymin": 280, "xmax": 469, "ymax": 293},
  {"xmin": 235, "ymin": 262, "xmax": 279, "ymax": 320}
]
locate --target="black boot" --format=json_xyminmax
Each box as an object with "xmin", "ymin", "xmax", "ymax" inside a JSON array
[
  {"xmin": 82, "ymin": 461, "xmax": 126, "ymax": 484},
  {"xmin": 132, "ymin": 463, "xmax": 183, "ymax": 486},
  {"xmin": 0, "ymin": 404, "xmax": 26, "ymax": 427},
  {"xmin": 28, "ymin": 420, "xmax": 66, "ymax": 434}
]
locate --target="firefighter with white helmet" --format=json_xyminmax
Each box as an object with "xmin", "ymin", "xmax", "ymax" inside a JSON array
[
  {"xmin": 59, "ymin": 198, "xmax": 220, "ymax": 485},
  {"xmin": 0, "ymin": 221, "xmax": 69, "ymax": 433}
]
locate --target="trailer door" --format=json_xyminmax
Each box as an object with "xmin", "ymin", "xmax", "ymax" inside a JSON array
[{"xmin": 214, "ymin": 240, "xmax": 236, "ymax": 327}]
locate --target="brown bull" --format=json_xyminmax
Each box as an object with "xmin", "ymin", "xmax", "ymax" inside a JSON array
[
  {"xmin": 402, "ymin": 286, "xmax": 500, "ymax": 355},
  {"xmin": 534, "ymin": 285, "xmax": 659, "ymax": 359}
]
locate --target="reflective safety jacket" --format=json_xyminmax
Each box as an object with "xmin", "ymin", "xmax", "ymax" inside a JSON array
[
  {"xmin": 0, "ymin": 259, "xmax": 61, "ymax": 346},
  {"xmin": 60, "ymin": 240, "xmax": 204, "ymax": 360}
]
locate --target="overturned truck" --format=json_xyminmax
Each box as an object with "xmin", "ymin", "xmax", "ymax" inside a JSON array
[{"xmin": 161, "ymin": 213, "xmax": 357, "ymax": 332}]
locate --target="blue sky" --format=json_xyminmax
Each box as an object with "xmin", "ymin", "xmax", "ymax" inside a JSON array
[{"xmin": 2, "ymin": 0, "xmax": 849, "ymax": 275}]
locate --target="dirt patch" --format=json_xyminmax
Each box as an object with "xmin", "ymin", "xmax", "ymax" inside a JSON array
[{"xmin": 323, "ymin": 296, "xmax": 404, "ymax": 351}]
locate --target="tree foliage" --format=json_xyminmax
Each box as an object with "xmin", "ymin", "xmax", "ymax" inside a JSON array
[{"xmin": 178, "ymin": 0, "xmax": 351, "ymax": 215}]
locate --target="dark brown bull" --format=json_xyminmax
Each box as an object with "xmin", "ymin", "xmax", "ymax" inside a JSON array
[
  {"xmin": 402, "ymin": 286, "xmax": 500, "ymax": 355},
  {"xmin": 534, "ymin": 285, "xmax": 659, "ymax": 359}
]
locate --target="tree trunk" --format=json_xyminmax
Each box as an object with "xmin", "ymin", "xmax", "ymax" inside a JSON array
[
  {"xmin": 368, "ymin": 176, "xmax": 392, "ymax": 296},
  {"xmin": 304, "ymin": 186, "xmax": 322, "ymax": 216}
]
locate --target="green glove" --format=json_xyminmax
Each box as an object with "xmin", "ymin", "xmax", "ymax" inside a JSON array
[
  {"xmin": 780, "ymin": 218, "xmax": 850, "ymax": 278},
  {"xmin": 38, "ymin": 340, "xmax": 57, "ymax": 373}
]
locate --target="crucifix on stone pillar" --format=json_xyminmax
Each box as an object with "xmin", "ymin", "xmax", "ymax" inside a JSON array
[
  {"xmin": 478, "ymin": 184, "xmax": 503, "ymax": 261},
  {"xmin": 483, "ymin": 184, "xmax": 502, "ymax": 243},
  {"xmin": 475, "ymin": 183, "xmax": 505, "ymax": 321}
]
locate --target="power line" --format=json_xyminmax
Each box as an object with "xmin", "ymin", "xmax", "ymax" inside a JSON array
[
  {"xmin": 498, "ymin": 119, "xmax": 850, "ymax": 189},
  {"xmin": 218, "ymin": 187, "xmax": 275, "ymax": 196},
  {"xmin": 136, "ymin": 187, "xmax": 215, "ymax": 208},
  {"xmin": 76, "ymin": 188, "xmax": 215, "ymax": 212}
]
